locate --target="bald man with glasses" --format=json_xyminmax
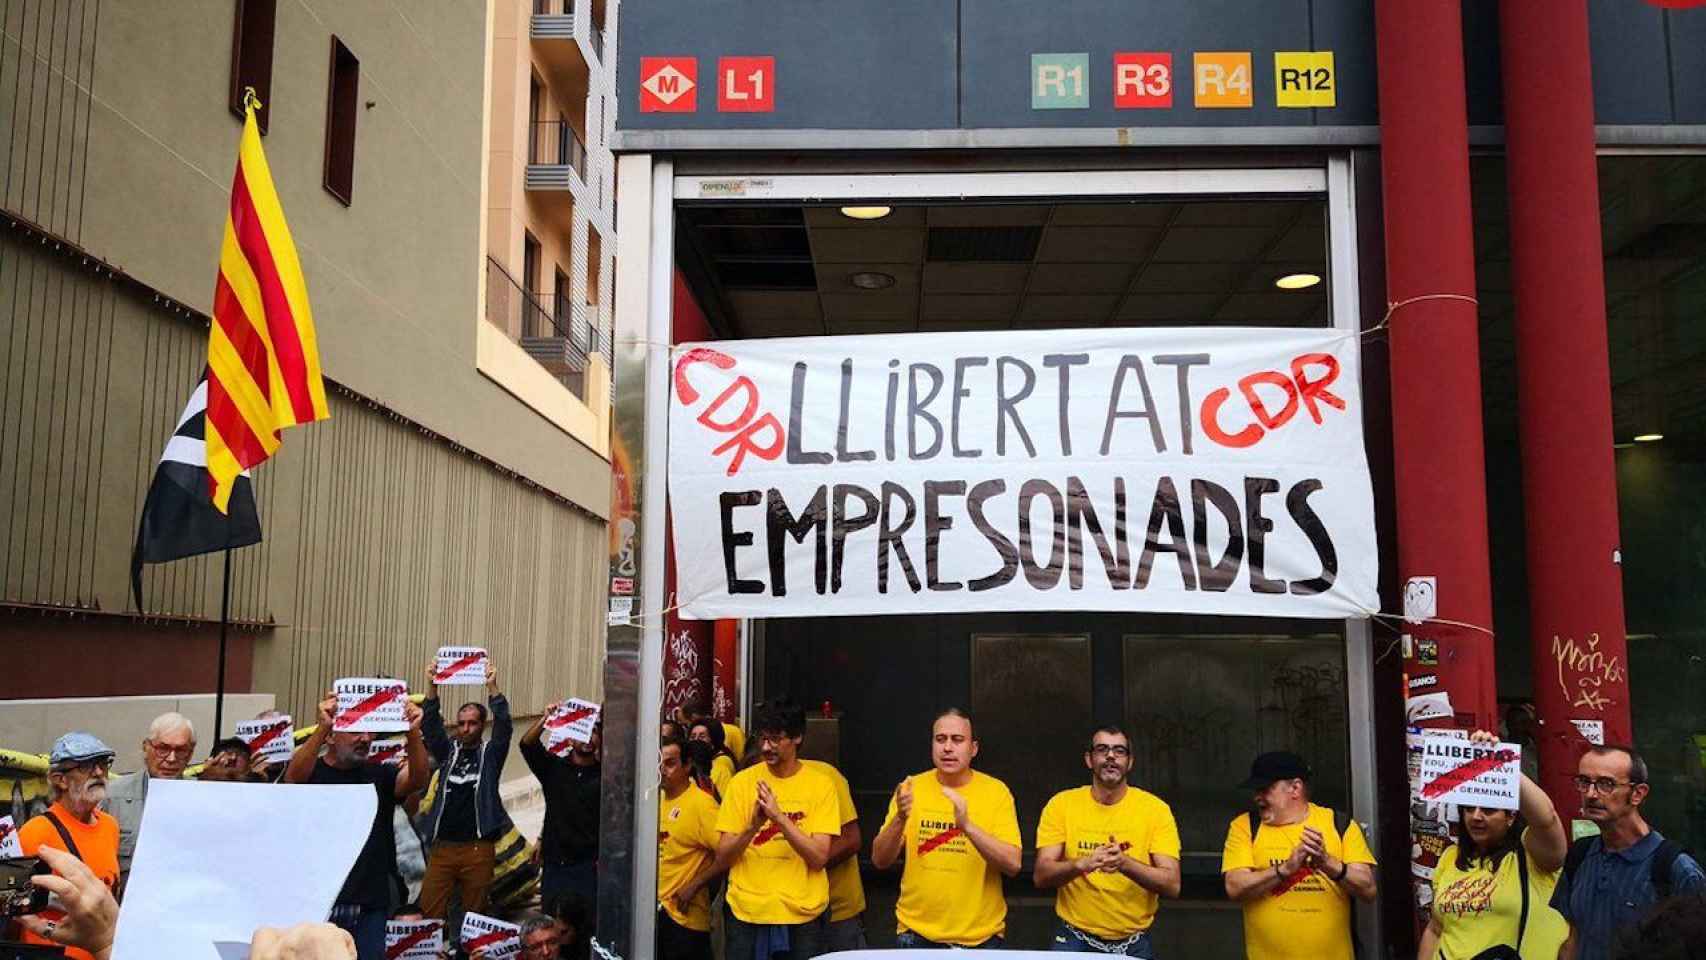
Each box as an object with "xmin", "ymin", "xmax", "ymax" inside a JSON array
[{"xmin": 1034, "ymin": 725, "xmax": 1181, "ymax": 956}]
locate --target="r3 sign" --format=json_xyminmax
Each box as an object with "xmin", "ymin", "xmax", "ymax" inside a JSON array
[{"xmin": 1114, "ymin": 53, "xmax": 1172, "ymax": 109}]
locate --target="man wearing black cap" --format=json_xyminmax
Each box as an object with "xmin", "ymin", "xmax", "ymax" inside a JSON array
[{"xmin": 1220, "ymin": 752, "xmax": 1376, "ymax": 960}]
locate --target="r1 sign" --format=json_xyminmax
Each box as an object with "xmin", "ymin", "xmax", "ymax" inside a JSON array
[
  {"xmin": 718, "ymin": 56, "xmax": 775, "ymax": 112},
  {"xmin": 1114, "ymin": 52, "xmax": 1172, "ymax": 109}
]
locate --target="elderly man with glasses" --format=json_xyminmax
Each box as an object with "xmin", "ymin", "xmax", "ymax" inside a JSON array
[
  {"xmin": 1551, "ymin": 744, "xmax": 1706, "ymax": 960},
  {"xmin": 104, "ymin": 711, "xmax": 195, "ymax": 891},
  {"xmin": 1033, "ymin": 725, "xmax": 1181, "ymax": 957},
  {"xmin": 15, "ymin": 732, "xmax": 123, "ymax": 960}
]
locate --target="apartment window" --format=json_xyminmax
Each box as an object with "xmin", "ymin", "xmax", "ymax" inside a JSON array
[
  {"xmin": 322, "ymin": 37, "xmax": 360, "ymax": 205},
  {"xmin": 553, "ymin": 267, "xmax": 570, "ymax": 333},
  {"xmin": 228, "ymin": 0, "xmax": 276, "ymax": 133},
  {"xmin": 523, "ymin": 233, "xmax": 543, "ymax": 337}
]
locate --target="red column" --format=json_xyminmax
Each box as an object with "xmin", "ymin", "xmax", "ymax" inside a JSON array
[
  {"xmin": 1376, "ymin": 0, "xmax": 1500, "ymax": 734},
  {"xmin": 1499, "ymin": 0, "xmax": 1631, "ymax": 814}
]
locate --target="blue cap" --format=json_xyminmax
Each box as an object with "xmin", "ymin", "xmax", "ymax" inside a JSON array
[{"xmin": 49, "ymin": 732, "xmax": 116, "ymax": 769}]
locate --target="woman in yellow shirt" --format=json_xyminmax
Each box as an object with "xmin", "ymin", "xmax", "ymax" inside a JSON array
[
  {"xmin": 689, "ymin": 718, "xmax": 739, "ymax": 797},
  {"xmin": 1417, "ymin": 730, "xmax": 1570, "ymax": 960}
]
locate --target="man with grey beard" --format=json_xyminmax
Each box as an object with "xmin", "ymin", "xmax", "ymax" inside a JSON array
[
  {"xmin": 285, "ymin": 688, "xmax": 428, "ymax": 960},
  {"xmin": 15, "ymin": 732, "xmax": 122, "ymax": 960}
]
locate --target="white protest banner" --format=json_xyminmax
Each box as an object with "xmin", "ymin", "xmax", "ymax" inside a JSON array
[
  {"xmin": 460, "ymin": 912, "xmax": 521, "ymax": 958},
  {"xmin": 1416, "ymin": 730, "xmax": 1522, "ymax": 810},
  {"xmin": 367, "ymin": 739, "xmax": 405, "ymax": 766},
  {"xmin": 668, "ymin": 328, "xmax": 1377, "ymax": 620},
  {"xmin": 110, "ymin": 780, "xmax": 375, "ymax": 960},
  {"xmin": 386, "ymin": 919, "xmax": 444, "ymax": 960},
  {"xmin": 0, "ymin": 814, "xmax": 20, "ymax": 857},
  {"xmin": 234, "ymin": 716, "xmax": 295, "ymax": 766},
  {"xmin": 334, "ymin": 678, "xmax": 409, "ymax": 733},
  {"xmin": 544, "ymin": 699, "xmax": 600, "ymax": 755},
  {"xmin": 434, "ymin": 646, "xmax": 489, "ymax": 685}
]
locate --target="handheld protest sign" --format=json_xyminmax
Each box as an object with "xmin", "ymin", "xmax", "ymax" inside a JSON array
[
  {"xmin": 544, "ymin": 698, "xmax": 601, "ymax": 755},
  {"xmin": 333, "ymin": 678, "xmax": 410, "ymax": 733},
  {"xmin": 460, "ymin": 912, "xmax": 520, "ymax": 958},
  {"xmin": 234, "ymin": 716, "xmax": 295, "ymax": 766},
  {"xmin": 434, "ymin": 646, "xmax": 489, "ymax": 685},
  {"xmin": 385, "ymin": 919, "xmax": 443, "ymax": 960},
  {"xmin": 0, "ymin": 815, "xmax": 21, "ymax": 857},
  {"xmin": 1417, "ymin": 730, "xmax": 1522, "ymax": 809},
  {"xmin": 367, "ymin": 739, "xmax": 405, "ymax": 766}
]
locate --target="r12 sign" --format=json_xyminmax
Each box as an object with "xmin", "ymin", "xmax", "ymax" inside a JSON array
[{"xmin": 718, "ymin": 56, "xmax": 775, "ymax": 112}]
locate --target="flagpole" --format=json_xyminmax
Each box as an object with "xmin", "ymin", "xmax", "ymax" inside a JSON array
[{"xmin": 214, "ymin": 544, "xmax": 232, "ymax": 739}]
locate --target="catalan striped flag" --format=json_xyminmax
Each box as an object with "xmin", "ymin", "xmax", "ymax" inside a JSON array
[{"xmin": 206, "ymin": 93, "xmax": 329, "ymax": 512}]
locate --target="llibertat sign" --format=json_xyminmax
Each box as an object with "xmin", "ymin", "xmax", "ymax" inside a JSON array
[{"xmin": 668, "ymin": 328, "xmax": 1377, "ymax": 620}]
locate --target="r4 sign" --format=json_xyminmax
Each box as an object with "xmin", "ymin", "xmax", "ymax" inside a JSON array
[
  {"xmin": 718, "ymin": 56, "xmax": 775, "ymax": 113},
  {"xmin": 640, "ymin": 57, "xmax": 697, "ymax": 113}
]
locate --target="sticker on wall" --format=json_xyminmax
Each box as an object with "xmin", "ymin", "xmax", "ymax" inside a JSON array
[
  {"xmin": 1404, "ymin": 576, "xmax": 1437, "ymax": 624},
  {"xmin": 1401, "ymin": 633, "xmax": 1414, "ymax": 659},
  {"xmin": 1416, "ymin": 637, "xmax": 1439, "ymax": 666},
  {"xmin": 1273, "ymin": 51, "xmax": 1335, "ymax": 108},
  {"xmin": 1407, "ymin": 690, "xmax": 1453, "ymax": 723},
  {"xmin": 1193, "ymin": 52, "xmax": 1253, "ymax": 108},
  {"xmin": 1408, "ymin": 674, "xmax": 1439, "ymax": 691},
  {"xmin": 718, "ymin": 56, "xmax": 775, "ymax": 113},
  {"xmin": 1032, "ymin": 53, "xmax": 1090, "ymax": 109},
  {"xmin": 1113, "ymin": 52, "xmax": 1172, "ymax": 109},
  {"xmin": 607, "ymin": 595, "xmax": 634, "ymax": 626},
  {"xmin": 1571, "ymin": 718, "xmax": 1606, "ymax": 745}
]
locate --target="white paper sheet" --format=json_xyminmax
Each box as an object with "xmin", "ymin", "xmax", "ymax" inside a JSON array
[{"xmin": 112, "ymin": 780, "xmax": 377, "ymax": 960}]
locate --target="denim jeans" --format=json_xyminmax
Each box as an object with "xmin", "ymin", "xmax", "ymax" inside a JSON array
[
  {"xmin": 724, "ymin": 904, "xmax": 827, "ymax": 959},
  {"xmin": 894, "ymin": 930, "xmax": 1006, "ymax": 949},
  {"xmin": 1048, "ymin": 919, "xmax": 1155, "ymax": 956}
]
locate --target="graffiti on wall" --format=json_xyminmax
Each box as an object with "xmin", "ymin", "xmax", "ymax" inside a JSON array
[{"xmin": 1552, "ymin": 632, "xmax": 1626, "ymax": 712}]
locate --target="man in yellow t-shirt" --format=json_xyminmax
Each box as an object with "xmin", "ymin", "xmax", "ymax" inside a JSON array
[
  {"xmin": 1035, "ymin": 725, "xmax": 1181, "ymax": 955},
  {"xmin": 872, "ymin": 708, "xmax": 1022, "ymax": 948},
  {"xmin": 1220, "ymin": 752, "xmax": 1378, "ymax": 960},
  {"xmin": 656, "ymin": 735, "xmax": 724, "ymax": 960},
  {"xmin": 709, "ymin": 700, "xmax": 839, "ymax": 958},
  {"xmin": 801, "ymin": 759, "xmax": 867, "ymax": 952}
]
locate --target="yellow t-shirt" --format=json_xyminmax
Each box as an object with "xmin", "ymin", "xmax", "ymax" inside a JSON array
[
  {"xmin": 1220, "ymin": 804, "xmax": 1376, "ymax": 960},
  {"xmin": 1430, "ymin": 837, "xmax": 1568, "ymax": 960},
  {"xmin": 803, "ymin": 759, "xmax": 867, "ymax": 922},
  {"xmin": 657, "ymin": 783, "xmax": 721, "ymax": 932},
  {"xmin": 710, "ymin": 754, "xmax": 735, "ymax": 797},
  {"xmin": 714, "ymin": 762, "xmax": 839, "ymax": 924},
  {"xmin": 1036, "ymin": 785, "xmax": 1182, "ymax": 939},
  {"xmin": 883, "ymin": 770, "xmax": 1021, "ymax": 946},
  {"xmin": 723, "ymin": 721, "xmax": 746, "ymax": 762}
]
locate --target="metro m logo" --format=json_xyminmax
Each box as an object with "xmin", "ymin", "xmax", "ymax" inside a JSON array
[{"xmin": 641, "ymin": 57, "xmax": 698, "ymax": 113}]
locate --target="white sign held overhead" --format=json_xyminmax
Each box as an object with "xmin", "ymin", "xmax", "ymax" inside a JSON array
[
  {"xmin": 234, "ymin": 717, "xmax": 295, "ymax": 766},
  {"xmin": 433, "ymin": 646, "xmax": 489, "ymax": 685},
  {"xmin": 545, "ymin": 699, "xmax": 602, "ymax": 755},
  {"xmin": 386, "ymin": 919, "xmax": 445, "ymax": 960},
  {"xmin": 667, "ymin": 329, "xmax": 1378, "ymax": 621},
  {"xmin": 1416, "ymin": 731, "xmax": 1522, "ymax": 810},
  {"xmin": 460, "ymin": 912, "xmax": 521, "ymax": 959},
  {"xmin": 333, "ymin": 678, "xmax": 409, "ymax": 733}
]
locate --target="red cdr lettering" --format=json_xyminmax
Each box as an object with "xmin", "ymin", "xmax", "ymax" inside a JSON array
[
  {"xmin": 1200, "ymin": 351, "xmax": 1351, "ymax": 449},
  {"xmin": 673, "ymin": 346, "xmax": 786, "ymax": 476}
]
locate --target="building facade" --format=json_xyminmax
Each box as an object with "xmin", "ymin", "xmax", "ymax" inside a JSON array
[
  {"xmin": 599, "ymin": 2, "xmax": 1706, "ymax": 957},
  {"xmin": 0, "ymin": 0, "xmax": 613, "ymax": 754}
]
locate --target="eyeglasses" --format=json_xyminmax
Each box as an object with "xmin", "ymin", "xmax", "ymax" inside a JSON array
[
  {"xmin": 1573, "ymin": 775, "xmax": 1640, "ymax": 794},
  {"xmin": 148, "ymin": 741, "xmax": 195, "ymax": 759},
  {"xmin": 1090, "ymin": 744, "xmax": 1131, "ymax": 758},
  {"xmin": 58, "ymin": 758, "xmax": 112, "ymax": 775}
]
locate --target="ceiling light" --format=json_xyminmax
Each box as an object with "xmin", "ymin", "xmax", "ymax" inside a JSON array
[
  {"xmin": 1275, "ymin": 273, "xmax": 1321, "ymax": 290},
  {"xmin": 1633, "ymin": 433, "xmax": 1664, "ymax": 443},
  {"xmin": 848, "ymin": 271, "xmax": 895, "ymax": 290},
  {"xmin": 840, "ymin": 205, "xmax": 892, "ymax": 220}
]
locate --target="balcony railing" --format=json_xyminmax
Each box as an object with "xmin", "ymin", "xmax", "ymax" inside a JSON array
[
  {"xmin": 485, "ymin": 256, "xmax": 594, "ymax": 399},
  {"xmin": 528, "ymin": 120, "xmax": 587, "ymax": 181}
]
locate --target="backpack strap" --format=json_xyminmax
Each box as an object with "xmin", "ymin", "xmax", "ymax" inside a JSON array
[
  {"xmin": 1248, "ymin": 810, "xmax": 1260, "ymax": 843},
  {"xmin": 1650, "ymin": 839, "xmax": 1685, "ymax": 900},
  {"xmin": 1561, "ymin": 836, "xmax": 1596, "ymax": 897},
  {"xmin": 41, "ymin": 810, "xmax": 84, "ymax": 863},
  {"xmin": 1333, "ymin": 807, "xmax": 1352, "ymax": 840},
  {"xmin": 1514, "ymin": 842, "xmax": 1530, "ymax": 950}
]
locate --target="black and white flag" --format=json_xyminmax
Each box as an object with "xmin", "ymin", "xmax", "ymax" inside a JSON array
[{"xmin": 130, "ymin": 377, "xmax": 262, "ymax": 612}]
